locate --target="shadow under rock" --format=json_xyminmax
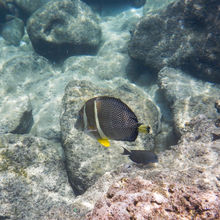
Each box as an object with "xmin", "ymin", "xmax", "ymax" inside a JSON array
[
  {"xmin": 126, "ymin": 59, "xmax": 179, "ymax": 151},
  {"xmin": 126, "ymin": 59, "xmax": 158, "ymax": 87}
]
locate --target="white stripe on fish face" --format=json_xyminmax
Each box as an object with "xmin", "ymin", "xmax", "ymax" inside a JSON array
[
  {"xmin": 83, "ymin": 104, "xmax": 88, "ymax": 130},
  {"xmin": 94, "ymin": 99, "xmax": 108, "ymax": 139}
]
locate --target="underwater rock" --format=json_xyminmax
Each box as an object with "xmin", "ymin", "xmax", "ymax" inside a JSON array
[
  {"xmin": 14, "ymin": 0, "xmax": 50, "ymax": 17},
  {"xmin": 0, "ymin": 94, "xmax": 33, "ymax": 134},
  {"xmin": 131, "ymin": 0, "xmax": 146, "ymax": 8},
  {"xmin": 0, "ymin": 0, "xmax": 9, "ymax": 22},
  {"xmin": 86, "ymin": 176, "xmax": 220, "ymax": 219},
  {"xmin": 60, "ymin": 79, "xmax": 160, "ymax": 194},
  {"xmin": 129, "ymin": 0, "xmax": 220, "ymax": 83},
  {"xmin": 215, "ymin": 100, "xmax": 220, "ymax": 113},
  {"xmin": 158, "ymin": 67, "xmax": 220, "ymax": 135},
  {"xmin": 70, "ymin": 115, "xmax": 220, "ymax": 218},
  {"xmin": 0, "ymin": 53, "xmax": 52, "ymax": 93},
  {"xmin": 63, "ymin": 54, "xmax": 129, "ymax": 80},
  {"xmin": 0, "ymin": 134, "xmax": 75, "ymax": 219},
  {"xmin": 0, "ymin": 37, "xmax": 31, "ymax": 67},
  {"xmin": 82, "ymin": 0, "xmax": 146, "ymax": 10},
  {"xmin": 1, "ymin": 17, "xmax": 24, "ymax": 46},
  {"xmin": 26, "ymin": 0, "xmax": 102, "ymax": 61},
  {"xmin": 0, "ymin": 53, "xmax": 64, "ymax": 141},
  {"xmin": 143, "ymin": 0, "xmax": 175, "ymax": 14}
]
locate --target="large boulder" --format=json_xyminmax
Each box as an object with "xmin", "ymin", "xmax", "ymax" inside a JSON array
[
  {"xmin": 60, "ymin": 79, "xmax": 160, "ymax": 194},
  {"xmin": 0, "ymin": 134, "xmax": 75, "ymax": 219},
  {"xmin": 26, "ymin": 0, "xmax": 102, "ymax": 61},
  {"xmin": 158, "ymin": 67, "xmax": 220, "ymax": 135},
  {"xmin": 128, "ymin": 0, "xmax": 220, "ymax": 83}
]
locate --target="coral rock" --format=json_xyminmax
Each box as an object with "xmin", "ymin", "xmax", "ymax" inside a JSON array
[{"xmin": 86, "ymin": 177, "xmax": 220, "ymax": 219}]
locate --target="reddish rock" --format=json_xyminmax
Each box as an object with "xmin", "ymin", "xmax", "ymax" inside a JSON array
[{"xmin": 86, "ymin": 176, "xmax": 220, "ymax": 220}]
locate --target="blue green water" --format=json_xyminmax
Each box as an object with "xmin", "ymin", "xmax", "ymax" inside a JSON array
[{"xmin": 0, "ymin": 0, "xmax": 220, "ymax": 219}]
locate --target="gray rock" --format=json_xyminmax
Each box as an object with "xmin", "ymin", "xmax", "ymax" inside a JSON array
[
  {"xmin": 0, "ymin": 37, "xmax": 32, "ymax": 68},
  {"xmin": 0, "ymin": 94, "xmax": 33, "ymax": 134},
  {"xmin": 63, "ymin": 54, "xmax": 129, "ymax": 80},
  {"xmin": 60, "ymin": 79, "xmax": 160, "ymax": 194},
  {"xmin": 98, "ymin": 8, "xmax": 141, "ymax": 56},
  {"xmin": 82, "ymin": 0, "xmax": 146, "ymax": 10},
  {"xmin": 131, "ymin": 0, "xmax": 146, "ymax": 8},
  {"xmin": 0, "ymin": 53, "xmax": 62, "ymax": 141},
  {"xmin": 14, "ymin": 0, "xmax": 50, "ymax": 16},
  {"xmin": 71, "ymin": 115, "xmax": 220, "ymax": 218},
  {"xmin": 0, "ymin": 0, "xmax": 9, "ymax": 21},
  {"xmin": 1, "ymin": 17, "xmax": 24, "ymax": 46},
  {"xmin": 158, "ymin": 67, "xmax": 220, "ymax": 135},
  {"xmin": 0, "ymin": 53, "xmax": 52, "ymax": 94},
  {"xmin": 128, "ymin": 0, "xmax": 220, "ymax": 83},
  {"xmin": 0, "ymin": 134, "xmax": 75, "ymax": 220},
  {"xmin": 26, "ymin": 0, "xmax": 102, "ymax": 61},
  {"xmin": 173, "ymin": 96, "xmax": 220, "ymax": 136},
  {"xmin": 143, "ymin": 0, "xmax": 176, "ymax": 14}
]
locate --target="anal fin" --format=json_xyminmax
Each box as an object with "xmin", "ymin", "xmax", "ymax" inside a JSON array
[{"xmin": 98, "ymin": 138, "xmax": 110, "ymax": 147}]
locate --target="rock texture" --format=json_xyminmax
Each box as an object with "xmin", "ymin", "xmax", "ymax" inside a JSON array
[
  {"xmin": 0, "ymin": 94, "xmax": 33, "ymax": 134},
  {"xmin": 158, "ymin": 67, "xmax": 220, "ymax": 135},
  {"xmin": 60, "ymin": 79, "xmax": 160, "ymax": 194},
  {"xmin": 0, "ymin": 53, "xmax": 52, "ymax": 94},
  {"xmin": 14, "ymin": 0, "xmax": 50, "ymax": 16},
  {"xmin": 87, "ymin": 177, "xmax": 220, "ymax": 219},
  {"xmin": 63, "ymin": 54, "xmax": 129, "ymax": 80},
  {"xmin": 1, "ymin": 17, "xmax": 24, "ymax": 46},
  {"xmin": 27, "ymin": 0, "xmax": 102, "ymax": 61},
  {"xmin": 0, "ymin": 52, "xmax": 62, "ymax": 141},
  {"xmin": 82, "ymin": 0, "xmax": 146, "ymax": 10},
  {"xmin": 143, "ymin": 0, "xmax": 175, "ymax": 14},
  {"xmin": 129, "ymin": 0, "xmax": 220, "ymax": 83},
  {"xmin": 0, "ymin": 0, "xmax": 8, "ymax": 21},
  {"xmin": 0, "ymin": 134, "xmax": 75, "ymax": 220},
  {"xmin": 72, "ymin": 115, "xmax": 220, "ymax": 219}
]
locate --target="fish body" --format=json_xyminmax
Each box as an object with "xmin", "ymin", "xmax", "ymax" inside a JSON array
[
  {"xmin": 75, "ymin": 96, "xmax": 151, "ymax": 147},
  {"xmin": 122, "ymin": 147, "xmax": 158, "ymax": 164}
]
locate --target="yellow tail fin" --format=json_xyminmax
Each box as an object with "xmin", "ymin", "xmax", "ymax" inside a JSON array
[
  {"xmin": 138, "ymin": 125, "xmax": 151, "ymax": 134},
  {"xmin": 98, "ymin": 138, "xmax": 110, "ymax": 147}
]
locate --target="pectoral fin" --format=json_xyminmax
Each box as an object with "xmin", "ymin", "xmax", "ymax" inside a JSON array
[{"xmin": 98, "ymin": 138, "xmax": 110, "ymax": 147}]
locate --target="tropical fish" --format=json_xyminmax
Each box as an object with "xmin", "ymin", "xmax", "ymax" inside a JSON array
[
  {"xmin": 212, "ymin": 132, "xmax": 220, "ymax": 141},
  {"xmin": 215, "ymin": 100, "xmax": 220, "ymax": 113},
  {"xmin": 121, "ymin": 147, "xmax": 158, "ymax": 164},
  {"xmin": 75, "ymin": 96, "xmax": 151, "ymax": 147}
]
